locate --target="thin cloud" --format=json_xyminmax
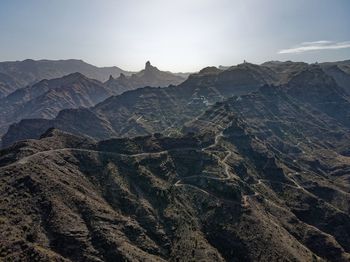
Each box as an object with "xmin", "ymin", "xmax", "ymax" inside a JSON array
[{"xmin": 278, "ymin": 40, "xmax": 350, "ymax": 54}]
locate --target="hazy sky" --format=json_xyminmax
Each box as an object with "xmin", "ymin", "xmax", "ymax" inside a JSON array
[{"xmin": 1, "ymin": 0, "xmax": 349, "ymax": 71}]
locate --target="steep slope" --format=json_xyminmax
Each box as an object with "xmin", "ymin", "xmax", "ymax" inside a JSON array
[
  {"xmin": 184, "ymin": 86, "xmax": 350, "ymax": 260},
  {"xmin": 284, "ymin": 65, "xmax": 350, "ymax": 127},
  {"xmin": 320, "ymin": 64, "xmax": 350, "ymax": 95},
  {"xmin": 2, "ymin": 64, "xmax": 269, "ymax": 147},
  {"xmin": 261, "ymin": 60, "xmax": 309, "ymax": 84},
  {"xmin": 321, "ymin": 60, "xmax": 350, "ymax": 75},
  {"xmin": 103, "ymin": 73, "xmax": 135, "ymax": 96},
  {"xmin": 0, "ymin": 73, "xmax": 114, "ymax": 137},
  {"xmin": 0, "ymin": 72, "xmax": 22, "ymax": 98},
  {"xmin": 0, "ymin": 59, "xmax": 131, "ymax": 89},
  {"xmin": 1, "ymin": 118, "xmax": 350, "ymax": 261}
]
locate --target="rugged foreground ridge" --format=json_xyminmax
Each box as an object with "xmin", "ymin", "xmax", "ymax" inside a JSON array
[{"xmin": 1, "ymin": 86, "xmax": 350, "ymax": 261}]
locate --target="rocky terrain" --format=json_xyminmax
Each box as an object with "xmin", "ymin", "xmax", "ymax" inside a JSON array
[
  {"xmin": 320, "ymin": 63, "xmax": 350, "ymax": 95},
  {"xmin": 3, "ymin": 61, "xmax": 350, "ymax": 149},
  {"xmin": 0, "ymin": 104, "xmax": 349, "ymax": 261},
  {"xmin": 0, "ymin": 73, "xmax": 114, "ymax": 138},
  {"xmin": 0, "ymin": 60, "xmax": 350, "ymax": 261},
  {"xmin": 1, "ymin": 62, "xmax": 271, "ymax": 147},
  {"xmin": 0, "ymin": 61, "xmax": 189, "ymax": 142},
  {"xmin": 263, "ymin": 60, "xmax": 350, "ymax": 94}
]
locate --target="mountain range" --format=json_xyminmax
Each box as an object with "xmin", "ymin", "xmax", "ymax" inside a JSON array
[
  {"xmin": 0, "ymin": 59, "xmax": 350, "ymax": 261},
  {"xmin": 0, "ymin": 59, "xmax": 189, "ymax": 99},
  {"xmin": 0, "ymin": 61, "xmax": 188, "ymax": 140},
  {"xmin": 0, "ymin": 59, "xmax": 130, "ymax": 98},
  {"xmin": 3, "ymin": 61, "xmax": 350, "ymax": 148}
]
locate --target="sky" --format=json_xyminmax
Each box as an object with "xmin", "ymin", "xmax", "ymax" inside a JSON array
[{"xmin": 0, "ymin": 0, "xmax": 349, "ymax": 72}]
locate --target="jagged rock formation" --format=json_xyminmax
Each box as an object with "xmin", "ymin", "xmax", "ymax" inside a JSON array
[{"xmin": 104, "ymin": 61, "xmax": 187, "ymax": 94}]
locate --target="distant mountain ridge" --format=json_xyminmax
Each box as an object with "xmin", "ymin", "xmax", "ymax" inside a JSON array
[
  {"xmin": 0, "ymin": 59, "xmax": 132, "ymax": 97},
  {"xmin": 262, "ymin": 60, "xmax": 350, "ymax": 93},
  {"xmin": 0, "ymin": 73, "xmax": 115, "ymax": 136},
  {"xmin": 1, "ymin": 62, "xmax": 271, "ymax": 147},
  {"xmin": 0, "ymin": 59, "xmax": 191, "ymax": 98},
  {"xmin": 2, "ymin": 60, "xmax": 350, "ymax": 148},
  {"xmin": 0, "ymin": 61, "xmax": 190, "ymax": 140}
]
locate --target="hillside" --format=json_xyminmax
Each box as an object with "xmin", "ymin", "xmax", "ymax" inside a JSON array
[
  {"xmin": 0, "ymin": 111, "xmax": 349, "ymax": 261},
  {"xmin": 0, "ymin": 73, "xmax": 115, "ymax": 137},
  {"xmin": 1, "ymin": 60, "xmax": 350, "ymax": 261}
]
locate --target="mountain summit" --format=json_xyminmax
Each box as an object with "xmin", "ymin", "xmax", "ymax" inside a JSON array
[
  {"xmin": 145, "ymin": 60, "xmax": 152, "ymax": 70},
  {"xmin": 144, "ymin": 61, "xmax": 161, "ymax": 74},
  {"xmin": 104, "ymin": 61, "xmax": 187, "ymax": 95}
]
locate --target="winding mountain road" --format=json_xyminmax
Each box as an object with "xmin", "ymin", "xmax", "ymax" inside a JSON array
[
  {"xmin": 5, "ymin": 130, "xmax": 312, "ymax": 209},
  {"xmin": 174, "ymin": 131, "xmax": 241, "ymax": 202}
]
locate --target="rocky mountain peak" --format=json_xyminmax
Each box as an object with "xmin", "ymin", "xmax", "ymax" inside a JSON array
[{"xmin": 144, "ymin": 60, "xmax": 158, "ymax": 73}]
